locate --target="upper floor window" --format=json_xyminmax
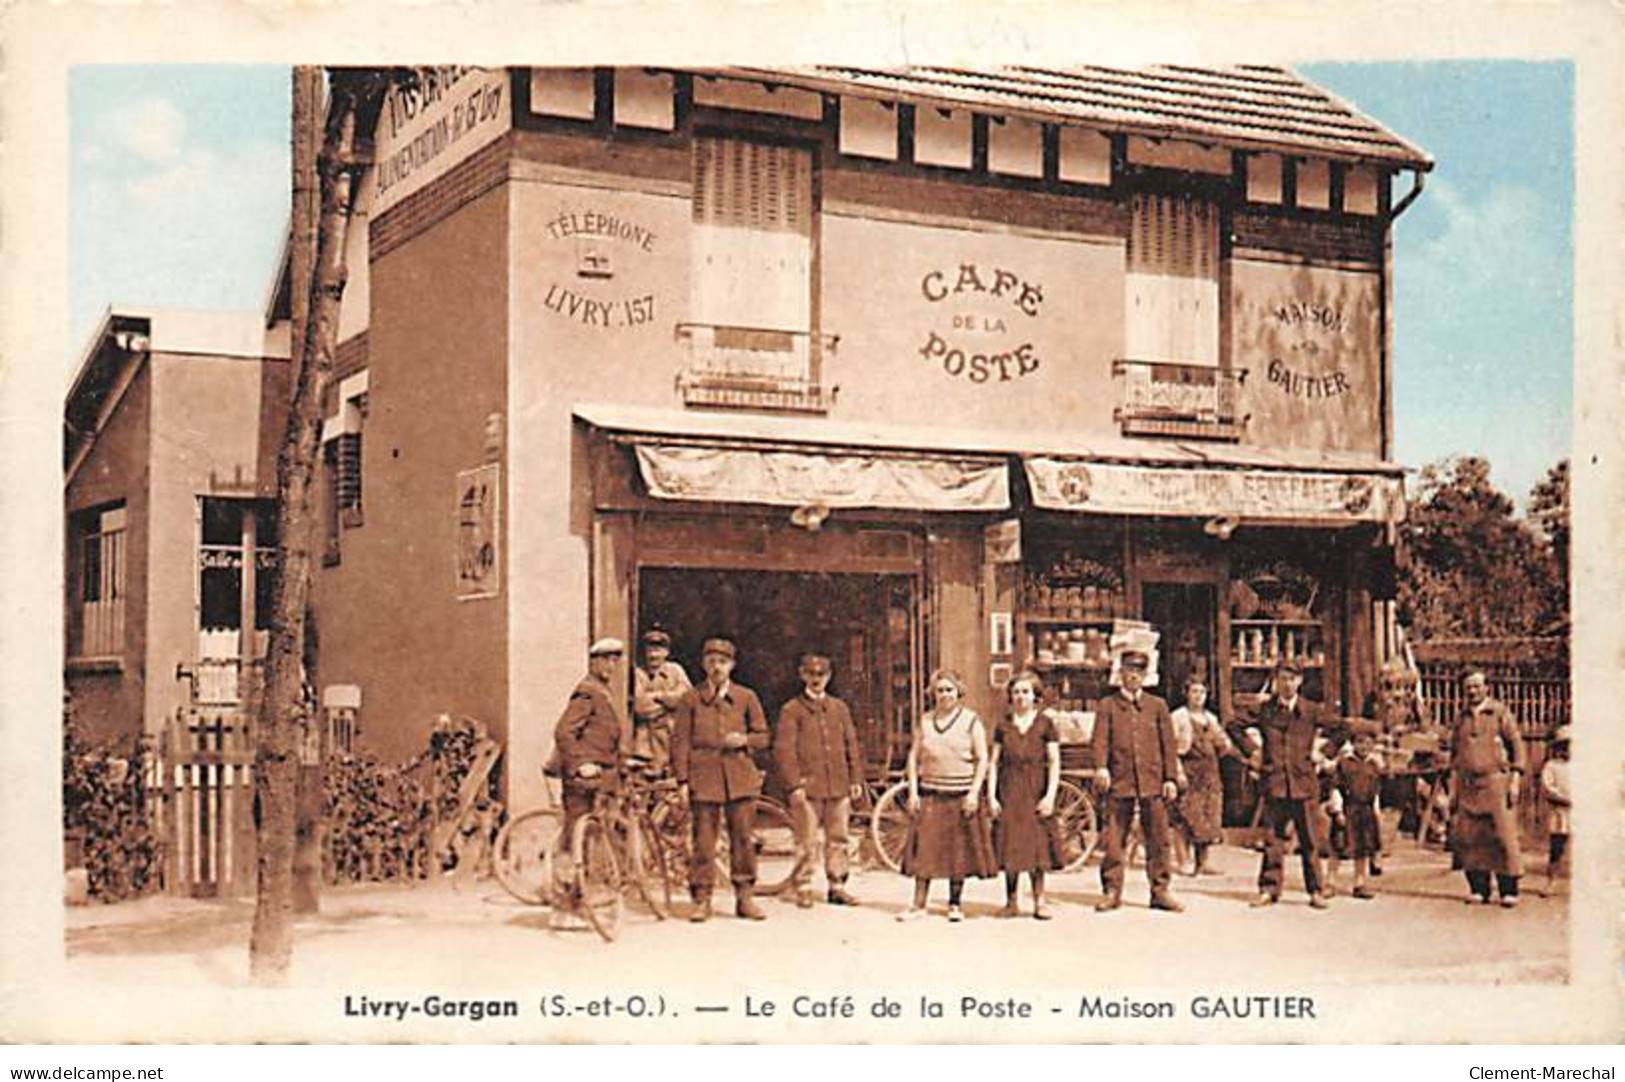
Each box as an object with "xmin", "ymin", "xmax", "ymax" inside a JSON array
[
  {"xmin": 680, "ymin": 135, "xmax": 835, "ymax": 413},
  {"xmin": 70, "ymin": 503, "xmax": 126, "ymax": 660},
  {"xmin": 322, "ymin": 375, "xmax": 368, "ymax": 562},
  {"xmin": 1125, "ymin": 190, "xmax": 1220, "ymax": 366}
]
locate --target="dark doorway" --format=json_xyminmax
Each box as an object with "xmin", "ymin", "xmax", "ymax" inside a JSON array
[
  {"xmin": 637, "ymin": 568, "xmax": 917, "ymax": 782},
  {"xmin": 1140, "ymin": 582, "xmax": 1217, "ymax": 705}
]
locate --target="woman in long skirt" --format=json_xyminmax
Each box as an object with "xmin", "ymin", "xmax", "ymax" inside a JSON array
[
  {"xmin": 897, "ymin": 668, "xmax": 996, "ymax": 923},
  {"xmin": 1171, "ymin": 677, "xmax": 1237, "ymax": 876},
  {"xmin": 988, "ymin": 670, "xmax": 1062, "ymax": 918}
]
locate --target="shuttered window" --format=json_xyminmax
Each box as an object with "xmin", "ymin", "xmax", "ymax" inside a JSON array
[
  {"xmin": 691, "ymin": 136, "xmax": 813, "ymax": 333},
  {"xmin": 1125, "ymin": 191, "xmax": 1220, "ymax": 365},
  {"xmin": 74, "ymin": 504, "xmax": 126, "ymax": 658}
]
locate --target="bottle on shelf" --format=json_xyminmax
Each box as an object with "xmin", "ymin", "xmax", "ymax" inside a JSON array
[{"xmin": 1267, "ymin": 626, "xmax": 1280, "ymax": 666}]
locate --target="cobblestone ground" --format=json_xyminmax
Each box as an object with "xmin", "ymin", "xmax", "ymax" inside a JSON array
[{"xmin": 63, "ymin": 828, "xmax": 1567, "ymax": 992}]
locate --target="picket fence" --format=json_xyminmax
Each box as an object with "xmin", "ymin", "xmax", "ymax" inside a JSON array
[{"xmin": 144, "ymin": 711, "xmax": 257, "ymax": 897}]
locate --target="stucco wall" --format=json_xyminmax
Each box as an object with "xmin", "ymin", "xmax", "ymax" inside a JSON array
[{"xmin": 145, "ymin": 352, "xmax": 284, "ymax": 733}]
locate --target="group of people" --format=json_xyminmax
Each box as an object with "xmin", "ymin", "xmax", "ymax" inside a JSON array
[{"xmin": 551, "ymin": 627, "xmax": 1564, "ymax": 924}]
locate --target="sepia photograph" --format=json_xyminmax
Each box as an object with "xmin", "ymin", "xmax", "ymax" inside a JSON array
[{"xmin": 3, "ymin": 2, "xmax": 1623, "ymax": 1050}]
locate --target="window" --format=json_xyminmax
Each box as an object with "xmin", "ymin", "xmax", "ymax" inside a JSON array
[
  {"xmin": 196, "ymin": 498, "xmax": 276, "ymax": 704},
  {"xmin": 680, "ymin": 135, "xmax": 833, "ymax": 412},
  {"xmin": 1124, "ymin": 190, "xmax": 1220, "ymax": 366},
  {"xmin": 322, "ymin": 376, "xmax": 367, "ymax": 561},
  {"xmin": 1116, "ymin": 189, "xmax": 1242, "ymax": 440},
  {"xmin": 72, "ymin": 504, "xmax": 126, "ymax": 659}
]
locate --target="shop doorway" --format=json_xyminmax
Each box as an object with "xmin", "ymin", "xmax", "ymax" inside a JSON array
[
  {"xmin": 637, "ymin": 568, "xmax": 918, "ymax": 782},
  {"xmin": 1141, "ymin": 582, "xmax": 1217, "ymax": 705}
]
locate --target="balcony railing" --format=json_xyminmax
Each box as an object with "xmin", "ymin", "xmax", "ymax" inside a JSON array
[
  {"xmin": 1112, "ymin": 359, "xmax": 1247, "ymax": 440},
  {"xmin": 675, "ymin": 323, "xmax": 840, "ymax": 414}
]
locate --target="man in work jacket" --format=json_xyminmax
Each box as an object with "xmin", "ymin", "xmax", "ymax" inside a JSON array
[
  {"xmin": 553, "ymin": 638, "xmax": 627, "ymax": 848},
  {"xmin": 1090, "ymin": 650, "xmax": 1183, "ymax": 913},
  {"xmin": 775, "ymin": 652, "xmax": 866, "ymax": 909},
  {"xmin": 672, "ymin": 637, "xmax": 771, "ymax": 922},
  {"xmin": 1450, "ymin": 669, "xmax": 1527, "ymax": 907}
]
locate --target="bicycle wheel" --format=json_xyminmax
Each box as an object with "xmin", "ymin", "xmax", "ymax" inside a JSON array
[
  {"xmin": 717, "ymin": 797, "xmax": 802, "ymax": 897},
  {"xmin": 869, "ymin": 781, "xmax": 912, "ymax": 873},
  {"xmin": 492, "ymin": 808, "xmax": 562, "ymax": 906},
  {"xmin": 572, "ymin": 816, "xmax": 622, "ymax": 943},
  {"xmin": 750, "ymin": 798, "xmax": 802, "ymax": 896},
  {"xmin": 627, "ymin": 813, "xmax": 673, "ymax": 920},
  {"xmin": 1053, "ymin": 779, "xmax": 1098, "ymax": 872},
  {"xmin": 649, "ymin": 794, "xmax": 694, "ymax": 893}
]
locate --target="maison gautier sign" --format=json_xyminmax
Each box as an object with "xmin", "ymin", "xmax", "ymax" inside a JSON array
[{"xmin": 918, "ymin": 263, "xmax": 1045, "ymax": 384}]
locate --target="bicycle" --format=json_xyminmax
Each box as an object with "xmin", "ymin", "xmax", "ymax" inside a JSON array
[
  {"xmin": 868, "ymin": 776, "xmax": 1100, "ymax": 873},
  {"xmin": 492, "ymin": 761, "xmax": 673, "ymax": 942},
  {"xmin": 493, "ymin": 763, "xmax": 801, "ymax": 927}
]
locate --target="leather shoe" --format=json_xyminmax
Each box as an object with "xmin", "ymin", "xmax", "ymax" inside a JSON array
[
  {"xmin": 689, "ymin": 897, "xmax": 713, "ymax": 923},
  {"xmin": 827, "ymin": 886, "xmax": 858, "ymax": 907},
  {"xmin": 736, "ymin": 895, "xmax": 767, "ymax": 921},
  {"xmin": 1308, "ymin": 893, "xmax": 1330, "ymax": 910},
  {"xmin": 1149, "ymin": 892, "xmax": 1184, "ymax": 913},
  {"xmin": 1094, "ymin": 895, "xmax": 1122, "ymax": 912},
  {"xmin": 1249, "ymin": 893, "xmax": 1278, "ymax": 908}
]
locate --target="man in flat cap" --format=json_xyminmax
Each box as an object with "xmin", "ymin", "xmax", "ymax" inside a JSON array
[
  {"xmin": 1249, "ymin": 656, "xmax": 1375, "ymax": 909},
  {"xmin": 1090, "ymin": 650, "xmax": 1183, "ymax": 913},
  {"xmin": 672, "ymin": 637, "xmax": 771, "ymax": 921},
  {"xmin": 554, "ymin": 638, "xmax": 628, "ymax": 853},
  {"xmin": 775, "ymin": 651, "xmax": 866, "ymax": 908},
  {"xmin": 632, "ymin": 627, "xmax": 691, "ymax": 774}
]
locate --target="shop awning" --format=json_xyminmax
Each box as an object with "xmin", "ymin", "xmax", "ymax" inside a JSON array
[
  {"xmin": 1024, "ymin": 456, "xmax": 1405, "ymax": 525},
  {"xmin": 631, "ymin": 443, "xmax": 1009, "ymax": 511}
]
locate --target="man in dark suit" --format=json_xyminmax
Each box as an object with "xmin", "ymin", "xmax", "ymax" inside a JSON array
[
  {"xmin": 1090, "ymin": 650, "xmax": 1183, "ymax": 913},
  {"xmin": 775, "ymin": 652, "xmax": 866, "ymax": 908},
  {"xmin": 672, "ymin": 637, "xmax": 771, "ymax": 922},
  {"xmin": 1249, "ymin": 657, "xmax": 1371, "ymax": 909}
]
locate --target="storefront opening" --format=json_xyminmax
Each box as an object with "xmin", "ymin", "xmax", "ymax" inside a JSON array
[{"xmin": 637, "ymin": 567, "xmax": 918, "ymax": 782}]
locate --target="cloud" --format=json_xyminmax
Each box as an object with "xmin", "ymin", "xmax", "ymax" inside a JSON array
[
  {"xmin": 1404, "ymin": 178, "xmax": 1566, "ymax": 310},
  {"xmin": 102, "ymin": 97, "xmax": 188, "ymax": 166}
]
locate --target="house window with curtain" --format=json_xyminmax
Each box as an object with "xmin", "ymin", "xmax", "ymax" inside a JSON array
[
  {"xmin": 678, "ymin": 135, "xmax": 835, "ymax": 412},
  {"xmin": 1116, "ymin": 189, "xmax": 1243, "ymax": 439},
  {"xmin": 71, "ymin": 503, "xmax": 126, "ymax": 660}
]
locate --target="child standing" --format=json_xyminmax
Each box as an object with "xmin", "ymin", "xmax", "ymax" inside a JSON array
[
  {"xmin": 1540, "ymin": 726, "xmax": 1571, "ymax": 890},
  {"xmin": 1335, "ymin": 731, "xmax": 1385, "ymax": 900}
]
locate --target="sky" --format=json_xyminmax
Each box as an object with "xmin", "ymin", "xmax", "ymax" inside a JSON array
[{"xmin": 67, "ymin": 62, "xmax": 1573, "ymax": 508}]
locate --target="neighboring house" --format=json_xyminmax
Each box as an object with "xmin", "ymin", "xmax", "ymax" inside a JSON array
[
  {"xmin": 270, "ymin": 65, "xmax": 1431, "ymax": 816},
  {"xmin": 64, "ymin": 308, "xmax": 290, "ymax": 743}
]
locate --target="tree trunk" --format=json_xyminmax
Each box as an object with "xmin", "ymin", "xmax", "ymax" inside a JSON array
[{"xmin": 249, "ymin": 67, "xmax": 366, "ymax": 984}]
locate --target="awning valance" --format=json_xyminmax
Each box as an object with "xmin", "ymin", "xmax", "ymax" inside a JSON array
[
  {"xmin": 1024, "ymin": 457, "xmax": 1404, "ymax": 525},
  {"xmin": 632, "ymin": 442, "xmax": 1009, "ymax": 512}
]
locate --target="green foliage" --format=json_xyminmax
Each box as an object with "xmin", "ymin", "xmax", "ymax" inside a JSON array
[
  {"xmin": 61, "ymin": 697, "xmax": 162, "ymax": 902},
  {"xmin": 1398, "ymin": 455, "xmax": 1566, "ymax": 639},
  {"xmin": 1527, "ymin": 459, "xmax": 1570, "ymax": 617}
]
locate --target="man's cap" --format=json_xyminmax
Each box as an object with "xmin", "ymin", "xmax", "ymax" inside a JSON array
[
  {"xmin": 1274, "ymin": 656, "xmax": 1303, "ymax": 675},
  {"xmin": 641, "ymin": 628, "xmax": 672, "ymax": 648},
  {"xmin": 588, "ymin": 637, "xmax": 625, "ymax": 657},
  {"xmin": 799, "ymin": 652, "xmax": 832, "ymax": 672},
  {"xmin": 1120, "ymin": 650, "xmax": 1150, "ymax": 671},
  {"xmin": 702, "ymin": 637, "xmax": 736, "ymax": 659},
  {"xmin": 1552, "ymin": 725, "xmax": 1572, "ymax": 743}
]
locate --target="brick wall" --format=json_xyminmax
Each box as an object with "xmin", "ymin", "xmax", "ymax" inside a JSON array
[
  {"xmin": 371, "ymin": 137, "xmax": 512, "ymax": 259},
  {"xmin": 1232, "ymin": 207, "xmax": 1383, "ymax": 265}
]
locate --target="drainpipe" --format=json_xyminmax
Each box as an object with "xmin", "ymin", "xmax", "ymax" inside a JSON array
[{"xmin": 1391, "ymin": 168, "xmax": 1426, "ymax": 219}]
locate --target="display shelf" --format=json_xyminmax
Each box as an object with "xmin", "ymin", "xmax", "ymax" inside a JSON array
[
  {"xmin": 1231, "ymin": 618, "xmax": 1322, "ymax": 627},
  {"xmin": 1024, "ymin": 615, "xmax": 1117, "ymax": 627},
  {"xmin": 1232, "ymin": 662, "xmax": 1325, "ymax": 670},
  {"xmin": 1032, "ymin": 660, "xmax": 1112, "ymax": 672}
]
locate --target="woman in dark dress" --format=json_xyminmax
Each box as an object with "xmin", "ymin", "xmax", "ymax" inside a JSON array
[
  {"xmin": 1172, "ymin": 677, "xmax": 1237, "ymax": 876},
  {"xmin": 988, "ymin": 671, "xmax": 1062, "ymax": 919}
]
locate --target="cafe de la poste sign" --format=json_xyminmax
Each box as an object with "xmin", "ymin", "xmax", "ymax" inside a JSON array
[{"xmin": 374, "ymin": 68, "xmax": 511, "ymax": 215}]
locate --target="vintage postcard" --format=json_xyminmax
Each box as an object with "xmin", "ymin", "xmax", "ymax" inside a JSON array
[{"xmin": 2, "ymin": 0, "xmax": 1622, "ymax": 1046}]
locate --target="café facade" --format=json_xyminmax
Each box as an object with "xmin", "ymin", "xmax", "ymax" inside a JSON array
[{"xmin": 301, "ymin": 65, "xmax": 1430, "ymax": 813}]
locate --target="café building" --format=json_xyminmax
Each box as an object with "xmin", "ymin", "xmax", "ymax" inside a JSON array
[{"xmin": 298, "ymin": 65, "xmax": 1430, "ymax": 813}]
